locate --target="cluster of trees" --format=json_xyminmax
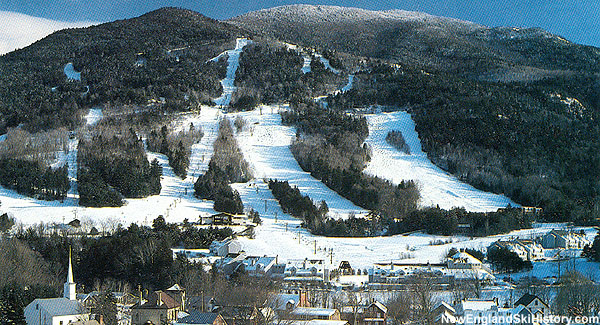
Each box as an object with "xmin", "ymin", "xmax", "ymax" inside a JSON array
[
  {"xmin": 385, "ymin": 130, "xmax": 410, "ymax": 154},
  {"xmin": 389, "ymin": 206, "xmax": 533, "ymax": 237},
  {"xmin": 15, "ymin": 216, "xmax": 232, "ymax": 290},
  {"xmin": 194, "ymin": 118, "xmax": 251, "ymax": 214},
  {"xmin": 78, "ymin": 128, "xmax": 161, "ymax": 207},
  {"xmin": 268, "ymin": 180, "xmax": 328, "ymax": 231},
  {"xmin": 0, "ymin": 159, "xmax": 69, "ymax": 200},
  {"xmin": 328, "ymin": 64, "xmax": 600, "ymax": 224},
  {"xmin": 487, "ymin": 246, "xmax": 533, "ymax": 273},
  {"xmin": 232, "ymin": 41, "xmax": 347, "ymax": 109},
  {"xmin": 0, "ymin": 127, "xmax": 70, "ymax": 201},
  {"xmin": 147, "ymin": 123, "xmax": 203, "ymax": 178},
  {"xmin": 282, "ymin": 99, "xmax": 420, "ymax": 221},
  {"xmin": 0, "ymin": 8, "xmax": 242, "ymax": 132},
  {"xmin": 268, "ymin": 179, "xmax": 382, "ymax": 237}
]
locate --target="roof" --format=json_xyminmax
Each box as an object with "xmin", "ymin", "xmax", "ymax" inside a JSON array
[
  {"xmin": 273, "ymin": 293, "xmax": 300, "ymax": 310},
  {"xmin": 287, "ymin": 321, "xmax": 348, "ymax": 325},
  {"xmin": 292, "ymin": 307, "xmax": 337, "ymax": 317},
  {"xmin": 451, "ymin": 252, "xmax": 481, "ymax": 264},
  {"xmin": 134, "ymin": 291, "xmax": 180, "ymax": 310},
  {"xmin": 177, "ymin": 311, "xmax": 220, "ymax": 324},
  {"xmin": 368, "ymin": 301, "xmax": 387, "ymax": 314},
  {"xmin": 30, "ymin": 298, "xmax": 86, "ymax": 317},
  {"xmin": 514, "ymin": 293, "xmax": 548, "ymax": 308},
  {"xmin": 461, "ymin": 300, "xmax": 497, "ymax": 311},
  {"xmin": 167, "ymin": 284, "xmax": 184, "ymax": 291},
  {"xmin": 70, "ymin": 321, "xmax": 100, "ymax": 325}
]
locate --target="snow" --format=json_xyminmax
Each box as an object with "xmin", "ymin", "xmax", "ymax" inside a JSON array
[
  {"xmin": 85, "ymin": 108, "xmax": 103, "ymax": 126},
  {"xmin": 0, "ymin": 11, "xmax": 96, "ymax": 55},
  {"xmin": 0, "ymin": 106, "xmax": 222, "ymax": 227},
  {"xmin": 213, "ymin": 38, "xmax": 252, "ymax": 107},
  {"xmin": 315, "ymin": 54, "xmax": 340, "ymax": 74},
  {"xmin": 364, "ymin": 111, "xmax": 518, "ymax": 212},
  {"xmin": 64, "ymin": 63, "xmax": 81, "ymax": 81},
  {"xmin": 341, "ymin": 74, "xmax": 354, "ymax": 93},
  {"xmin": 229, "ymin": 106, "xmax": 367, "ymax": 219},
  {"xmin": 302, "ymin": 55, "xmax": 312, "ymax": 74}
]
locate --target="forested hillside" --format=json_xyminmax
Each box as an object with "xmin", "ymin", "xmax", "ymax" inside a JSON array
[{"xmin": 0, "ymin": 7, "xmax": 246, "ymax": 132}]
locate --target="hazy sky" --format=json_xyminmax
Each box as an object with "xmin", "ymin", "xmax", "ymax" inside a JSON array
[{"xmin": 2, "ymin": 0, "xmax": 599, "ymax": 47}]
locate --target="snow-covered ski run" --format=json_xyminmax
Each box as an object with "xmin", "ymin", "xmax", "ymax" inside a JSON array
[
  {"xmin": 364, "ymin": 111, "xmax": 519, "ymax": 212},
  {"xmin": 212, "ymin": 38, "xmax": 252, "ymax": 107}
]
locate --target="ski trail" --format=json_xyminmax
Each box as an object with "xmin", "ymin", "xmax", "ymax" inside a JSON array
[
  {"xmin": 213, "ymin": 38, "xmax": 252, "ymax": 107},
  {"xmin": 341, "ymin": 74, "xmax": 354, "ymax": 92},
  {"xmin": 230, "ymin": 106, "xmax": 368, "ymax": 219},
  {"xmin": 364, "ymin": 111, "xmax": 519, "ymax": 212}
]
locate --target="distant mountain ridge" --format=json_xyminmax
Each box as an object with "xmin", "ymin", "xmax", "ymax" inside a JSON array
[{"xmin": 229, "ymin": 4, "xmax": 600, "ymax": 79}]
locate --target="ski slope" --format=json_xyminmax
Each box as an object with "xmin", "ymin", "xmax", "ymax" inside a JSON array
[
  {"xmin": 213, "ymin": 38, "xmax": 251, "ymax": 107},
  {"xmin": 236, "ymin": 175, "xmax": 595, "ymax": 269},
  {"xmin": 341, "ymin": 74, "xmax": 354, "ymax": 92},
  {"xmin": 230, "ymin": 106, "xmax": 367, "ymax": 219},
  {"xmin": 0, "ymin": 107, "xmax": 221, "ymax": 227},
  {"xmin": 364, "ymin": 111, "xmax": 519, "ymax": 212}
]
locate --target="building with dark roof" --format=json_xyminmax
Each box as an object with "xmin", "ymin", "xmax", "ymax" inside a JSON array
[{"xmin": 131, "ymin": 285, "xmax": 186, "ymax": 325}]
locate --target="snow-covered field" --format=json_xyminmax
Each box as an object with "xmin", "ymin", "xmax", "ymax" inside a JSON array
[
  {"xmin": 364, "ymin": 111, "xmax": 518, "ymax": 212},
  {"xmin": 0, "ymin": 11, "xmax": 96, "ymax": 55},
  {"xmin": 230, "ymin": 106, "xmax": 367, "ymax": 219},
  {"xmin": 213, "ymin": 38, "xmax": 251, "ymax": 107}
]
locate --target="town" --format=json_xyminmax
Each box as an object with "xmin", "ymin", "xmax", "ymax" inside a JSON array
[{"xmin": 3, "ymin": 208, "xmax": 599, "ymax": 325}]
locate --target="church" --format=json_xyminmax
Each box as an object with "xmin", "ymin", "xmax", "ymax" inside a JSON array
[{"xmin": 24, "ymin": 249, "xmax": 93, "ymax": 325}]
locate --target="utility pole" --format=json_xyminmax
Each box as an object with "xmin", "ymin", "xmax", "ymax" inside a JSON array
[{"xmin": 314, "ymin": 240, "xmax": 317, "ymax": 254}]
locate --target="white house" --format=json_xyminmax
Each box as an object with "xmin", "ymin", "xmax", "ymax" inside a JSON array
[
  {"xmin": 25, "ymin": 249, "xmax": 90, "ymax": 325},
  {"xmin": 541, "ymin": 229, "xmax": 590, "ymax": 249},
  {"xmin": 209, "ymin": 238, "xmax": 242, "ymax": 257},
  {"xmin": 447, "ymin": 252, "xmax": 482, "ymax": 270},
  {"xmin": 488, "ymin": 239, "xmax": 544, "ymax": 261}
]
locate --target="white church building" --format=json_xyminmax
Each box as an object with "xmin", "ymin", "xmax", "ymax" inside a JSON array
[{"xmin": 24, "ymin": 249, "xmax": 91, "ymax": 325}]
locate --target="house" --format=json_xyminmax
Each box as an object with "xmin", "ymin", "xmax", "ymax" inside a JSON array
[
  {"xmin": 290, "ymin": 307, "xmax": 342, "ymax": 321},
  {"xmin": 447, "ymin": 252, "xmax": 482, "ymax": 270},
  {"xmin": 174, "ymin": 311, "xmax": 227, "ymax": 325},
  {"xmin": 241, "ymin": 256, "xmax": 278, "ymax": 276},
  {"xmin": 362, "ymin": 301, "xmax": 387, "ymax": 325},
  {"xmin": 203, "ymin": 213, "xmax": 247, "ymax": 226},
  {"xmin": 210, "ymin": 238, "xmax": 242, "ymax": 257},
  {"xmin": 488, "ymin": 239, "xmax": 544, "ymax": 261},
  {"xmin": 431, "ymin": 301, "xmax": 457, "ymax": 324},
  {"xmin": 214, "ymin": 305, "xmax": 264, "ymax": 325},
  {"xmin": 131, "ymin": 286, "xmax": 186, "ymax": 325},
  {"xmin": 24, "ymin": 248, "xmax": 90, "ymax": 325},
  {"xmin": 456, "ymin": 299, "xmax": 499, "ymax": 325},
  {"xmin": 514, "ymin": 293, "xmax": 551, "ymax": 318},
  {"xmin": 272, "ymin": 291, "xmax": 311, "ymax": 312},
  {"xmin": 282, "ymin": 259, "xmax": 331, "ymax": 284},
  {"xmin": 541, "ymin": 229, "xmax": 590, "ymax": 249}
]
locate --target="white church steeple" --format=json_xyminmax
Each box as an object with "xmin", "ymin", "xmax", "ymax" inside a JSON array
[{"xmin": 64, "ymin": 246, "xmax": 77, "ymax": 300}]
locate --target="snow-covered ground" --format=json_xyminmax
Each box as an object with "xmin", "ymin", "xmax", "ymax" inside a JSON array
[
  {"xmin": 64, "ymin": 63, "xmax": 81, "ymax": 81},
  {"xmin": 364, "ymin": 111, "xmax": 518, "ymax": 212},
  {"xmin": 213, "ymin": 38, "xmax": 251, "ymax": 107},
  {"xmin": 0, "ymin": 11, "xmax": 96, "ymax": 55},
  {"xmin": 0, "ymin": 107, "xmax": 222, "ymax": 227},
  {"xmin": 85, "ymin": 108, "xmax": 103, "ymax": 126},
  {"xmin": 341, "ymin": 74, "xmax": 354, "ymax": 92},
  {"xmin": 230, "ymin": 106, "xmax": 367, "ymax": 219},
  {"xmin": 316, "ymin": 54, "xmax": 340, "ymax": 74}
]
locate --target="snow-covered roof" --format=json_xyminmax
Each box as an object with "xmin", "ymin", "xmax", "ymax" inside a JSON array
[
  {"xmin": 30, "ymin": 298, "xmax": 85, "ymax": 317},
  {"xmin": 287, "ymin": 320, "xmax": 348, "ymax": 325},
  {"xmin": 292, "ymin": 307, "xmax": 337, "ymax": 317},
  {"xmin": 451, "ymin": 252, "xmax": 482, "ymax": 264},
  {"xmin": 167, "ymin": 284, "xmax": 183, "ymax": 291},
  {"xmin": 461, "ymin": 300, "xmax": 497, "ymax": 312}
]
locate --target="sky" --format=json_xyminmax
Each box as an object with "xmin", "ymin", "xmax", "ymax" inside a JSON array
[{"xmin": 1, "ymin": 0, "xmax": 599, "ymax": 48}]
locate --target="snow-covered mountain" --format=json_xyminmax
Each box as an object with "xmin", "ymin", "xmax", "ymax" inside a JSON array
[{"xmin": 0, "ymin": 11, "xmax": 96, "ymax": 55}]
